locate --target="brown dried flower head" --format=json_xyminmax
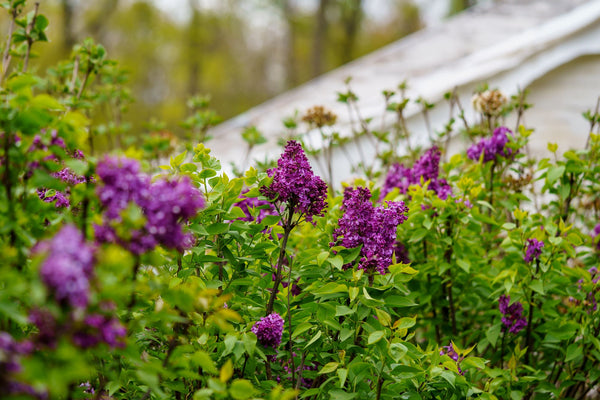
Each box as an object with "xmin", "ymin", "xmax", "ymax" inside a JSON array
[
  {"xmin": 302, "ymin": 105, "xmax": 337, "ymax": 128},
  {"xmin": 472, "ymin": 89, "xmax": 507, "ymax": 116}
]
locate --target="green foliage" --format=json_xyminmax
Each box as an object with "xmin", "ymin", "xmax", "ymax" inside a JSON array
[{"xmin": 1, "ymin": 2, "xmax": 600, "ymax": 400}]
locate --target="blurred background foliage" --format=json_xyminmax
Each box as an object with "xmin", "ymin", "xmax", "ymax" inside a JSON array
[{"xmin": 0, "ymin": 0, "xmax": 470, "ymax": 148}]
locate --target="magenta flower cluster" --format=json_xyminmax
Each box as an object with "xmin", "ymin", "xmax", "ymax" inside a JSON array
[
  {"xmin": 382, "ymin": 146, "xmax": 451, "ymax": 200},
  {"xmin": 30, "ymin": 130, "xmax": 88, "ymax": 209},
  {"xmin": 498, "ymin": 294, "xmax": 527, "ymax": 334},
  {"xmin": 524, "ymin": 238, "xmax": 544, "ymax": 263},
  {"xmin": 0, "ymin": 332, "xmax": 45, "ymax": 399},
  {"xmin": 95, "ymin": 156, "xmax": 205, "ymax": 254},
  {"xmin": 251, "ymin": 313, "xmax": 284, "ymax": 349},
  {"xmin": 236, "ymin": 189, "xmax": 277, "ymax": 224},
  {"xmin": 38, "ymin": 225, "xmax": 95, "ymax": 309},
  {"xmin": 440, "ymin": 344, "xmax": 463, "ymax": 375},
  {"xmin": 467, "ymin": 126, "xmax": 513, "ymax": 163},
  {"xmin": 332, "ymin": 187, "xmax": 408, "ymax": 275},
  {"xmin": 72, "ymin": 314, "xmax": 126, "ymax": 349},
  {"xmin": 592, "ymin": 223, "xmax": 600, "ymax": 250},
  {"xmin": 260, "ymin": 140, "xmax": 327, "ymax": 223}
]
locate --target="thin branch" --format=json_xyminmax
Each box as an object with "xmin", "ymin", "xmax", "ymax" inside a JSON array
[{"xmin": 22, "ymin": 2, "xmax": 40, "ymax": 73}]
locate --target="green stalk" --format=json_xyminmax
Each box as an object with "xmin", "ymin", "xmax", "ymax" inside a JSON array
[{"xmin": 265, "ymin": 200, "xmax": 295, "ymax": 316}]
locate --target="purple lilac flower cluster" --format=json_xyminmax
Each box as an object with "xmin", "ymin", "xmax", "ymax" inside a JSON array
[
  {"xmin": 30, "ymin": 130, "xmax": 88, "ymax": 208},
  {"xmin": 592, "ymin": 223, "xmax": 600, "ymax": 250},
  {"xmin": 251, "ymin": 313, "xmax": 284, "ymax": 349},
  {"xmin": 498, "ymin": 294, "xmax": 527, "ymax": 334},
  {"xmin": 72, "ymin": 314, "xmax": 127, "ymax": 349},
  {"xmin": 95, "ymin": 156, "xmax": 205, "ymax": 254},
  {"xmin": 279, "ymin": 353, "xmax": 318, "ymax": 388},
  {"xmin": 572, "ymin": 267, "xmax": 599, "ymax": 312},
  {"xmin": 332, "ymin": 187, "xmax": 408, "ymax": 275},
  {"xmin": 467, "ymin": 126, "xmax": 513, "ymax": 163},
  {"xmin": 381, "ymin": 146, "xmax": 452, "ymax": 200},
  {"xmin": 0, "ymin": 332, "xmax": 46, "ymax": 399},
  {"xmin": 524, "ymin": 238, "xmax": 544, "ymax": 263},
  {"xmin": 260, "ymin": 140, "xmax": 327, "ymax": 223},
  {"xmin": 236, "ymin": 189, "xmax": 277, "ymax": 224},
  {"xmin": 271, "ymin": 274, "xmax": 302, "ymax": 296},
  {"xmin": 439, "ymin": 343, "xmax": 463, "ymax": 375},
  {"xmin": 37, "ymin": 225, "xmax": 95, "ymax": 308},
  {"xmin": 393, "ymin": 242, "xmax": 411, "ymax": 265}
]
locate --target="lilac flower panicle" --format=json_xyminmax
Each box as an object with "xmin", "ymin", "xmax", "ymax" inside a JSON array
[
  {"xmin": 38, "ymin": 225, "xmax": 95, "ymax": 308},
  {"xmin": 439, "ymin": 344, "xmax": 463, "ymax": 375},
  {"xmin": 72, "ymin": 314, "xmax": 126, "ymax": 349},
  {"xmin": 499, "ymin": 294, "xmax": 527, "ymax": 334},
  {"xmin": 332, "ymin": 187, "xmax": 408, "ymax": 275},
  {"xmin": 29, "ymin": 309, "xmax": 58, "ymax": 348},
  {"xmin": 260, "ymin": 140, "xmax": 327, "ymax": 223},
  {"xmin": 95, "ymin": 157, "xmax": 204, "ymax": 254},
  {"xmin": 467, "ymin": 126, "xmax": 514, "ymax": 163},
  {"xmin": 235, "ymin": 189, "xmax": 277, "ymax": 223},
  {"xmin": 524, "ymin": 238, "xmax": 544, "ymax": 263},
  {"xmin": 592, "ymin": 223, "xmax": 600, "ymax": 250},
  {"xmin": 251, "ymin": 313, "xmax": 284, "ymax": 349},
  {"xmin": 96, "ymin": 156, "xmax": 151, "ymax": 220},
  {"xmin": 381, "ymin": 147, "xmax": 451, "ymax": 200}
]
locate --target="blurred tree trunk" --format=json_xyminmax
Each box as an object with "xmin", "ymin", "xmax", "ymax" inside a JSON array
[
  {"xmin": 61, "ymin": 0, "xmax": 76, "ymax": 53},
  {"xmin": 188, "ymin": 0, "xmax": 202, "ymax": 96},
  {"xmin": 282, "ymin": 0, "xmax": 298, "ymax": 88},
  {"xmin": 448, "ymin": 0, "xmax": 472, "ymax": 15},
  {"xmin": 86, "ymin": 0, "xmax": 120, "ymax": 41},
  {"xmin": 339, "ymin": 0, "xmax": 363, "ymax": 65},
  {"xmin": 311, "ymin": 0, "xmax": 330, "ymax": 78}
]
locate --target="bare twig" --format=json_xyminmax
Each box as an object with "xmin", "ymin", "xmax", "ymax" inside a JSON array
[{"xmin": 22, "ymin": 2, "xmax": 40, "ymax": 73}]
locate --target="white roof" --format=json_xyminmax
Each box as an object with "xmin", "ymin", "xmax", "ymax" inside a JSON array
[{"xmin": 209, "ymin": 0, "xmax": 600, "ymax": 173}]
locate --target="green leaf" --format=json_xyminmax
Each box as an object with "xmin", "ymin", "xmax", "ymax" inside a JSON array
[
  {"xmin": 565, "ymin": 343, "xmax": 582, "ymax": 362},
  {"xmin": 335, "ymin": 305, "xmax": 355, "ymax": 317},
  {"xmin": 546, "ymin": 165, "xmax": 565, "ymax": 184},
  {"xmin": 292, "ymin": 322, "xmax": 312, "ymax": 338},
  {"xmin": 206, "ymin": 223, "xmax": 229, "ymax": 235},
  {"xmin": 191, "ymin": 351, "xmax": 218, "ymax": 374},
  {"xmin": 229, "ymin": 379, "xmax": 254, "ymax": 400},
  {"xmin": 530, "ymin": 280, "xmax": 544, "ymax": 295},
  {"xmin": 368, "ymin": 331, "xmax": 385, "ymax": 345},
  {"xmin": 328, "ymin": 255, "xmax": 344, "ymax": 270},
  {"xmin": 317, "ymin": 251, "xmax": 329, "ymax": 266},
  {"xmin": 318, "ymin": 362, "xmax": 339, "ymax": 374},
  {"xmin": 336, "ymin": 369, "xmax": 349, "ymax": 390},
  {"xmin": 486, "ymin": 323, "xmax": 502, "ymax": 347},
  {"xmin": 375, "ymin": 309, "xmax": 391, "ymax": 327},
  {"xmin": 304, "ymin": 331, "xmax": 322, "ymax": 350},
  {"xmin": 389, "ymin": 342, "xmax": 408, "ymax": 362},
  {"xmin": 395, "ymin": 316, "xmax": 416, "ymax": 330},
  {"xmin": 220, "ymin": 359, "xmax": 234, "ymax": 383}
]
